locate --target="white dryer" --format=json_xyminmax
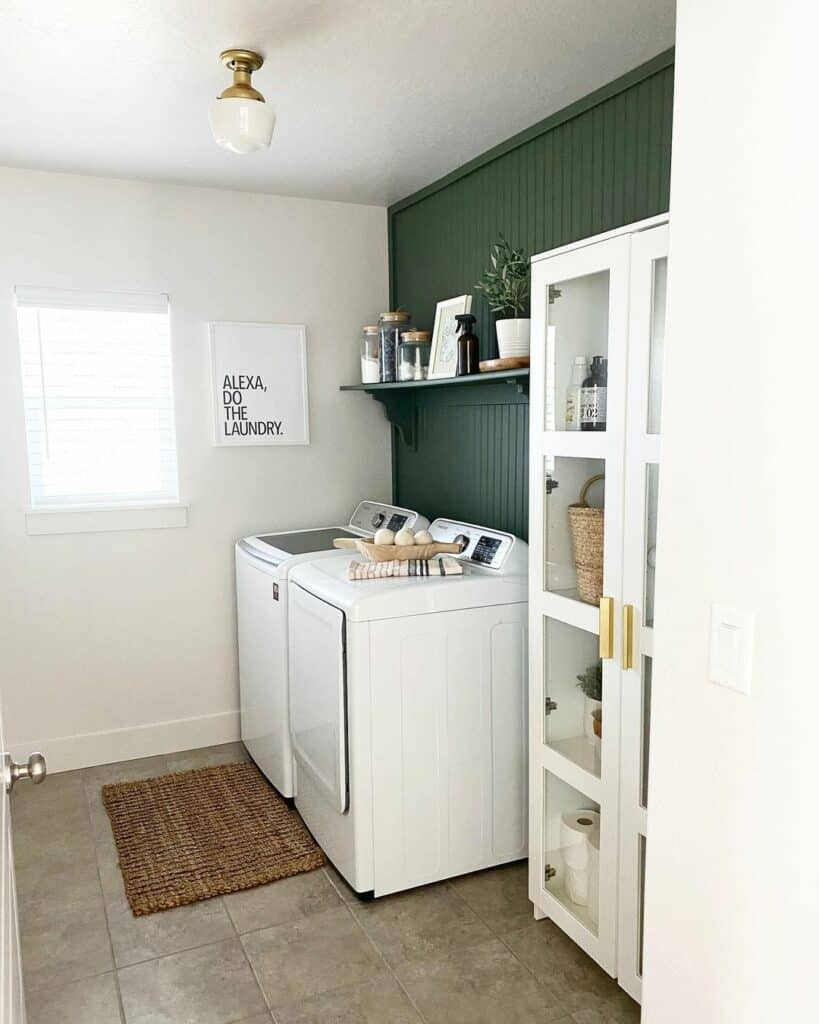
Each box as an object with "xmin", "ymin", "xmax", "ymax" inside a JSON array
[
  {"xmin": 235, "ymin": 501, "xmax": 428, "ymax": 797},
  {"xmin": 288, "ymin": 518, "xmax": 528, "ymax": 897}
]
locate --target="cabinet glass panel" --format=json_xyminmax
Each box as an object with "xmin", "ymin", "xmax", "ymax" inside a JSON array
[
  {"xmin": 543, "ymin": 457, "xmax": 605, "ymax": 603},
  {"xmin": 647, "ymin": 257, "xmax": 668, "ymax": 434},
  {"xmin": 638, "ymin": 834, "xmax": 647, "ymax": 976},
  {"xmin": 542, "ymin": 618, "xmax": 602, "ymax": 777},
  {"xmin": 644, "ymin": 463, "xmax": 659, "ymax": 627},
  {"xmin": 544, "ymin": 271, "xmax": 610, "ymax": 432},
  {"xmin": 542, "ymin": 770, "xmax": 601, "ymax": 936},
  {"xmin": 640, "ymin": 656, "xmax": 653, "ymax": 810}
]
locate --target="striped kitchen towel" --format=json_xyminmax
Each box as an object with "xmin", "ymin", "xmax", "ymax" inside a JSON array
[{"xmin": 347, "ymin": 557, "xmax": 464, "ymax": 581}]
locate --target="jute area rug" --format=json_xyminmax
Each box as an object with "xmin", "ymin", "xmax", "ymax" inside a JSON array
[{"xmin": 102, "ymin": 761, "xmax": 326, "ymax": 916}]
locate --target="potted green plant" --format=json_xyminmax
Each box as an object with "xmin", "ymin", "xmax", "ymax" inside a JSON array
[
  {"xmin": 576, "ymin": 663, "xmax": 603, "ymax": 745},
  {"xmin": 475, "ymin": 234, "xmax": 531, "ymax": 359}
]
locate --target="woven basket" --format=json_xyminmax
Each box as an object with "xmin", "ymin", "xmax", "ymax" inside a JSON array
[{"xmin": 568, "ymin": 475, "xmax": 605, "ymax": 604}]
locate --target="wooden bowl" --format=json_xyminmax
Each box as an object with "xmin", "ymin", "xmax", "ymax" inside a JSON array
[{"xmin": 333, "ymin": 537, "xmax": 462, "ymax": 563}]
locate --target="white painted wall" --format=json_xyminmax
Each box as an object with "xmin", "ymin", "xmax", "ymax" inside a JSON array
[
  {"xmin": 0, "ymin": 167, "xmax": 391, "ymax": 771},
  {"xmin": 643, "ymin": 3, "xmax": 818, "ymax": 1021}
]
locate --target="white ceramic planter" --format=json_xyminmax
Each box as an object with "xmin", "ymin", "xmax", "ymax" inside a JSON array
[
  {"xmin": 495, "ymin": 318, "xmax": 531, "ymax": 358},
  {"xmin": 584, "ymin": 696, "xmax": 602, "ymax": 744}
]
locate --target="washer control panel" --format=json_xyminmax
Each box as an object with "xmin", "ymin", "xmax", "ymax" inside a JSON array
[
  {"xmin": 429, "ymin": 519, "xmax": 516, "ymax": 571},
  {"xmin": 349, "ymin": 501, "xmax": 425, "ymax": 536}
]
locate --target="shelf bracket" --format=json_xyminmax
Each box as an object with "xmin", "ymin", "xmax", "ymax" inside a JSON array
[
  {"xmin": 367, "ymin": 390, "xmax": 417, "ymax": 449},
  {"xmin": 506, "ymin": 374, "xmax": 529, "ymax": 396}
]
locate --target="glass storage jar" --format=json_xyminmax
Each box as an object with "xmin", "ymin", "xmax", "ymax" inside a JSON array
[
  {"xmin": 398, "ymin": 330, "xmax": 431, "ymax": 381},
  {"xmin": 360, "ymin": 325, "xmax": 380, "ymax": 383},
  {"xmin": 378, "ymin": 311, "xmax": 412, "ymax": 382}
]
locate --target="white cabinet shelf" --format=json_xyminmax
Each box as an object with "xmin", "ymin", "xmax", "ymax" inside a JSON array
[
  {"xmin": 538, "ymin": 431, "xmax": 611, "ymax": 458},
  {"xmin": 527, "ymin": 215, "xmax": 669, "ymax": 1003},
  {"xmin": 542, "ymin": 747, "xmax": 602, "ymax": 804},
  {"xmin": 549, "ymin": 734, "xmax": 602, "ymax": 778}
]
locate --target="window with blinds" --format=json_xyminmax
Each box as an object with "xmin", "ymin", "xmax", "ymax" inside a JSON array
[{"xmin": 15, "ymin": 287, "xmax": 180, "ymax": 509}]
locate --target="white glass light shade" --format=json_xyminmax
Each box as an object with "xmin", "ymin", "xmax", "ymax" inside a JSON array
[{"xmin": 209, "ymin": 97, "xmax": 275, "ymax": 154}]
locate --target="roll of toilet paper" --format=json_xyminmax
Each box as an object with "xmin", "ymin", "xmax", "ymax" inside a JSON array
[
  {"xmin": 587, "ymin": 827, "xmax": 600, "ymax": 925},
  {"xmin": 565, "ymin": 863, "xmax": 589, "ymax": 905},
  {"xmin": 561, "ymin": 809, "xmax": 600, "ymax": 870}
]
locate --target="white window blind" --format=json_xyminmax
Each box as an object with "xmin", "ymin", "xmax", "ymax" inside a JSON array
[{"xmin": 15, "ymin": 287, "xmax": 180, "ymax": 509}]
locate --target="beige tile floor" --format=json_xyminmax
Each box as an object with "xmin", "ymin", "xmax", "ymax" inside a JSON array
[{"xmin": 12, "ymin": 743, "xmax": 640, "ymax": 1024}]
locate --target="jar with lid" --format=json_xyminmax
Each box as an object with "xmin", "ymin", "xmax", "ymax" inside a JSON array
[
  {"xmin": 378, "ymin": 311, "xmax": 412, "ymax": 383},
  {"xmin": 398, "ymin": 330, "xmax": 431, "ymax": 381},
  {"xmin": 360, "ymin": 325, "xmax": 380, "ymax": 383}
]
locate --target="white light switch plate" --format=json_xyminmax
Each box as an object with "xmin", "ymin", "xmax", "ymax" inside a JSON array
[{"xmin": 709, "ymin": 604, "xmax": 754, "ymax": 694}]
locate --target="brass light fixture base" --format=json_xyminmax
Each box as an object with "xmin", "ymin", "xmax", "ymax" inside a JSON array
[{"xmin": 217, "ymin": 49, "xmax": 266, "ymax": 103}]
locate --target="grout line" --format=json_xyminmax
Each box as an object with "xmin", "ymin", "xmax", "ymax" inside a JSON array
[
  {"xmin": 110, "ymin": 964, "xmax": 128, "ymax": 1023},
  {"xmin": 341, "ymin": 902, "xmax": 431, "ymax": 1024},
  {"xmin": 82, "ymin": 774, "xmax": 128, "ymax": 1024},
  {"xmin": 112, "ymin": 935, "xmax": 244, "ymax": 974},
  {"xmin": 23, "ymin": 965, "xmax": 119, "ymax": 997},
  {"xmin": 321, "ymin": 865, "xmax": 354, "ymax": 906},
  {"xmin": 234, "ymin": 917, "xmax": 275, "ymax": 1019},
  {"xmin": 324, "ymin": 862, "xmax": 552, "ymax": 1021},
  {"xmin": 445, "ymin": 878, "xmax": 633, "ymax": 1021},
  {"xmin": 222, "ymin": 894, "xmax": 241, "ymax": 937},
  {"xmin": 444, "ymin": 873, "xmax": 564, "ymax": 990},
  {"xmin": 230, "ymin": 884, "xmax": 429, "ymax": 1024},
  {"xmin": 230, "ymin": 905, "xmax": 332, "ymax": 944}
]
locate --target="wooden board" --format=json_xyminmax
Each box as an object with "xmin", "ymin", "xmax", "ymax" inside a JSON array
[
  {"xmin": 479, "ymin": 356, "xmax": 530, "ymax": 372},
  {"xmin": 333, "ymin": 537, "xmax": 462, "ymax": 563}
]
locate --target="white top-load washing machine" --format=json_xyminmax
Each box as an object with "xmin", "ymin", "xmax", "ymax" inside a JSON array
[
  {"xmin": 287, "ymin": 518, "xmax": 528, "ymax": 897},
  {"xmin": 235, "ymin": 501, "xmax": 428, "ymax": 797}
]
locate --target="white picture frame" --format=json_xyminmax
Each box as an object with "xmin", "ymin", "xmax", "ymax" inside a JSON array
[
  {"xmin": 209, "ymin": 321, "xmax": 310, "ymax": 446},
  {"xmin": 428, "ymin": 295, "xmax": 473, "ymax": 379}
]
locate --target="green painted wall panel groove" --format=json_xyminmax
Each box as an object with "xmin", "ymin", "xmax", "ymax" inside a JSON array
[{"xmin": 388, "ymin": 51, "xmax": 674, "ymax": 539}]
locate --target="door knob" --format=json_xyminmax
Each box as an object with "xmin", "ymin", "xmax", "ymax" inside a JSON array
[{"xmin": 5, "ymin": 752, "xmax": 47, "ymax": 793}]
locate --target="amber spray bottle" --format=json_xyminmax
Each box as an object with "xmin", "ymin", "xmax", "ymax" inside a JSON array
[{"xmin": 455, "ymin": 314, "xmax": 479, "ymax": 376}]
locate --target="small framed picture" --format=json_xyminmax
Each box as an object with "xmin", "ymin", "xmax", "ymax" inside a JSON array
[{"xmin": 428, "ymin": 295, "xmax": 472, "ymax": 379}]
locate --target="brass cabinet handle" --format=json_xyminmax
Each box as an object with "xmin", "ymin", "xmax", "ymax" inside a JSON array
[
  {"xmin": 622, "ymin": 604, "xmax": 634, "ymax": 670},
  {"xmin": 599, "ymin": 597, "xmax": 614, "ymax": 660}
]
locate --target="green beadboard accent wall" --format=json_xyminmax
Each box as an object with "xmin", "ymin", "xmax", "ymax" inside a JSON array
[{"xmin": 387, "ymin": 49, "xmax": 674, "ymax": 539}]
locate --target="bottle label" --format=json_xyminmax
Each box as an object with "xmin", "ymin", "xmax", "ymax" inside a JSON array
[
  {"xmin": 581, "ymin": 386, "xmax": 607, "ymax": 427},
  {"xmin": 566, "ymin": 389, "xmax": 580, "ymax": 429}
]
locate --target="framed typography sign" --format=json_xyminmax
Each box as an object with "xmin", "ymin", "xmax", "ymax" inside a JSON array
[{"xmin": 209, "ymin": 321, "xmax": 310, "ymax": 446}]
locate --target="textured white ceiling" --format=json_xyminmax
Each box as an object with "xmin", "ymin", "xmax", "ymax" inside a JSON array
[{"xmin": 0, "ymin": 1, "xmax": 675, "ymax": 205}]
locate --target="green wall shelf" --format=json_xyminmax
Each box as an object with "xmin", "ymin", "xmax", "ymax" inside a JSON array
[
  {"xmin": 383, "ymin": 48, "xmax": 674, "ymax": 539},
  {"xmin": 340, "ymin": 368, "xmax": 529, "ymax": 394},
  {"xmin": 340, "ymin": 370, "xmax": 529, "ymax": 448}
]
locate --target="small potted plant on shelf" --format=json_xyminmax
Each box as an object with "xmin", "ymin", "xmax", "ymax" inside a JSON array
[
  {"xmin": 475, "ymin": 234, "xmax": 531, "ymax": 359},
  {"xmin": 576, "ymin": 663, "xmax": 603, "ymax": 745}
]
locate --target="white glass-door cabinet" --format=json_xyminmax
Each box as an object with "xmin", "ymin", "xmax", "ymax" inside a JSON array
[{"xmin": 527, "ymin": 215, "xmax": 668, "ymax": 1003}]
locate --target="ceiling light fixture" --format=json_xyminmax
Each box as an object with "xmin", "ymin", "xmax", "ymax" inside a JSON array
[{"xmin": 210, "ymin": 49, "xmax": 275, "ymax": 155}]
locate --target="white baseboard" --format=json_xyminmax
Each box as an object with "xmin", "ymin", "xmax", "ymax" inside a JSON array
[{"xmin": 8, "ymin": 710, "xmax": 241, "ymax": 774}]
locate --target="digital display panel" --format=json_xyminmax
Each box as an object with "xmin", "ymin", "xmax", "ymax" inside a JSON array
[{"xmin": 473, "ymin": 535, "xmax": 502, "ymax": 565}]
